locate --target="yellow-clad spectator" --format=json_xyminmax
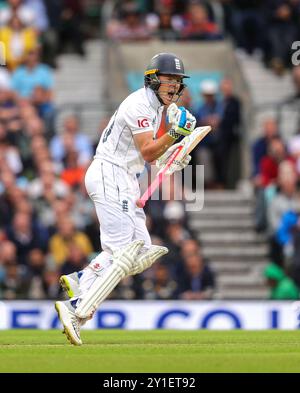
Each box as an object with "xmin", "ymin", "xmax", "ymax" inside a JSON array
[
  {"xmin": 0, "ymin": 13, "xmax": 38, "ymax": 71},
  {"xmin": 49, "ymin": 217, "xmax": 93, "ymax": 266}
]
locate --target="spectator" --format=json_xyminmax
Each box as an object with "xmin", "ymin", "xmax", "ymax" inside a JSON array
[
  {"xmin": 215, "ymin": 78, "xmax": 241, "ymax": 188},
  {"xmin": 27, "ymin": 161, "xmax": 70, "ymax": 211},
  {"xmin": 287, "ymin": 131, "xmax": 300, "ymax": 176},
  {"xmin": 107, "ymin": 5, "xmax": 152, "ymax": 41},
  {"xmin": 163, "ymin": 200, "xmax": 188, "ymax": 226},
  {"xmin": 145, "ymin": 0, "xmax": 185, "ymax": 36},
  {"xmin": 0, "ymin": 191, "xmax": 12, "ymax": 227},
  {"xmin": 50, "ymin": 115, "xmax": 93, "ymax": 166},
  {"xmin": 176, "ymin": 238, "xmax": 216, "ymax": 299},
  {"xmin": 0, "ymin": 68, "xmax": 12, "ymax": 90},
  {"xmin": 253, "ymin": 136, "xmax": 290, "ymax": 232},
  {"xmin": 0, "ymin": 262, "xmax": 29, "ymax": 299},
  {"xmin": 0, "ymin": 137, "xmax": 23, "ymax": 176},
  {"xmin": 22, "ymin": 134, "xmax": 47, "ymax": 179},
  {"xmin": 0, "ymin": 0, "xmax": 36, "ymax": 27},
  {"xmin": 60, "ymin": 149, "xmax": 86, "ymax": 189},
  {"xmin": 267, "ymin": 160, "xmax": 298, "ymax": 235},
  {"xmin": 177, "ymin": 86, "xmax": 193, "ymax": 111},
  {"xmin": 257, "ymin": 136, "xmax": 289, "ymax": 188},
  {"xmin": 141, "ymin": 261, "xmax": 178, "ymax": 299},
  {"xmin": 290, "ymin": 225, "xmax": 300, "ymax": 287},
  {"xmin": 5, "ymin": 210, "xmax": 49, "ymax": 265},
  {"xmin": 181, "ymin": 2, "xmax": 222, "ymax": 41},
  {"xmin": 290, "ymin": 65, "xmax": 300, "ymax": 100},
  {"xmin": 0, "ymin": 0, "xmax": 51, "ymax": 70},
  {"xmin": 0, "ymin": 175, "xmax": 21, "ymax": 224},
  {"xmin": 229, "ymin": 0, "xmax": 265, "ymax": 54},
  {"xmin": 161, "ymin": 214, "xmax": 192, "ymax": 277},
  {"xmin": 0, "ymin": 83, "xmax": 18, "ymax": 122},
  {"xmin": 49, "ymin": 217, "xmax": 93, "ymax": 266},
  {"xmin": 164, "ymin": 197, "xmax": 191, "ymax": 238},
  {"xmin": 264, "ymin": 262, "xmax": 299, "ymax": 299},
  {"xmin": 266, "ymin": 161, "xmax": 298, "ymax": 266},
  {"xmin": 25, "ymin": 116, "xmax": 47, "ymax": 139},
  {"xmin": 25, "ymin": 248, "xmax": 49, "ymax": 299},
  {"xmin": 63, "ymin": 181, "xmax": 95, "ymax": 231},
  {"xmin": 31, "ymin": 85, "xmax": 55, "ymax": 129},
  {"xmin": 84, "ymin": 210, "xmax": 101, "ymax": 251},
  {"xmin": 60, "ymin": 242, "xmax": 88, "ymax": 276},
  {"xmin": 263, "ymin": 1, "xmax": 298, "ymax": 75},
  {"xmin": 41, "ymin": 269, "xmax": 61, "ymax": 299},
  {"xmin": 109, "ymin": 274, "xmax": 143, "ymax": 300},
  {"xmin": 4, "ymin": 120, "xmax": 30, "ymax": 169},
  {"xmin": 146, "ymin": 6, "xmax": 180, "ymax": 40},
  {"xmin": 195, "ymin": 79, "xmax": 223, "ymax": 186},
  {"xmin": 56, "ymin": 0, "xmax": 85, "ymax": 56},
  {"xmin": 11, "ymin": 47, "xmax": 54, "ymax": 97},
  {"xmin": 0, "ymin": 13, "xmax": 38, "ymax": 70},
  {"xmin": 43, "ymin": 197, "xmax": 71, "ymax": 233},
  {"xmin": 24, "ymin": 0, "xmax": 49, "ymax": 32},
  {"xmin": 252, "ymin": 118, "xmax": 279, "ymax": 179},
  {"xmin": 0, "ymin": 240, "xmax": 18, "ymax": 266},
  {"xmin": 196, "ymin": 79, "xmax": 223, "ymax": 129}
]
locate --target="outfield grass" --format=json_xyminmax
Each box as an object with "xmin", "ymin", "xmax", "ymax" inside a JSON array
[{"xmin": 1, "ymin": 330, "xmax": 300, "ymax": 372}]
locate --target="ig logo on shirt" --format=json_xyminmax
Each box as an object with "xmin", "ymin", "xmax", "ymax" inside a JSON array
[{"xmin": 137, "ymin": 118, "xmax": 150, "ymax": 128}]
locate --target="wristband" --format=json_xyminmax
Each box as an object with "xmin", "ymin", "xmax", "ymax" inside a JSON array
[{"xmin": 167, "ymin": 128, "xmax": 181, "ymax": 140}]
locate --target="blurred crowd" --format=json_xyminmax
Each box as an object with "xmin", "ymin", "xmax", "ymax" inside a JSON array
[
  {"xmin": 251, "ymin": 65, "xmax": 300, "ymax": 300},
  {"xmin": 0, "ymin": 0, "xmax": 98, "ymax": 300},
  {"xmin": 0, "ymin": 1, "xmax": 218, "ymax": 303},
  {"xmin": 0, "ymin": 0, "xmax": 99, "ymax": 70},
  {"xmin": 179, "ymin": 78, "xmax": 241, "ymax": 189},
  {"xmin": 107, "ymin": 0, "xmax": 300, "ymax": 75}
]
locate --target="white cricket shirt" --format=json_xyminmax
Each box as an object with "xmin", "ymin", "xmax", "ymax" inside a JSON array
[{"xmin": 95, "ymin": 87, "xmax": 164, "ymax": 174}]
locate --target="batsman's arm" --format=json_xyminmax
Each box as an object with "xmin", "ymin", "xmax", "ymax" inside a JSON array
[
  {"xmin": 133, "ymin": 131, "xmax": 176, "ymax": 163},
  {"xmin": 132, "ymin": 105, "xmax": 196, "ymax": 162}
]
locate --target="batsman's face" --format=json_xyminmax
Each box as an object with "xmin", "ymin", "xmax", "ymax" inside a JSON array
[{"xmin": 158, "ymin": 74, "xmax": 182, "ymax": 105}]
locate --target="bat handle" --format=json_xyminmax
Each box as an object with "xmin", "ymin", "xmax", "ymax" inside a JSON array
[{"xmin": 135, "ymin": 147, "xmax": 182, "ymax": 208}]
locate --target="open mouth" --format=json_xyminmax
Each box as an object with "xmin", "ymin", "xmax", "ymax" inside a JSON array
[
  {"xmin": 167, "ymin": 92, "xmax": 175, "ymax": 100},
  {"xmin": 160, "ymin": 91, "xmax": 178, "ymax": 104}
]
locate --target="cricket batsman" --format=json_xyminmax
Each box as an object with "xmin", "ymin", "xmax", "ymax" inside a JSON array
[{"xmin": 55, "ymin": 52, "xmax": 197, "ymax": 345}]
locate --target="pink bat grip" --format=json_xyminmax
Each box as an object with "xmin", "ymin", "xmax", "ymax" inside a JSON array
[{"xmin": 136, "ymin": 145, "xmax": 183, "ymax": 208}]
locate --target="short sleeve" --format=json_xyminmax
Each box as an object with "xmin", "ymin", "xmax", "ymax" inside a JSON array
[
  {"xmin": 123, "ymin": 103, "xmax": 153, "ymax": 135},
  {"xmin": 11, "ymin": 68, "xmax": 22, "ymax": 93},
  {"xmin": 40, "ymin": 66, "xmax": 54, "ymax": 89}
]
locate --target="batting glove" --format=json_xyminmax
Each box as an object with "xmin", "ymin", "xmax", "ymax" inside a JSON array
[
  {"xmin": 167, "ymin": 103, "xmax": 196, "ymax": 139},
  {"xmin": 156, "ymin": 140, "xmax": 192, "ymax": 175}
]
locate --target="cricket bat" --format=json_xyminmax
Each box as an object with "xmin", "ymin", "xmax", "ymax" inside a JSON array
[{"xmin": 136, "ymin": 125, "xmax": 212, "ymax": 208}]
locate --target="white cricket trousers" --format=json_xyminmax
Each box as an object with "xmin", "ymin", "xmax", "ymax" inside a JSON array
[
  {"xmin": 73, "ymin": 158, "xmax": 151, "ymax": 302},
  {"xmin": 84, "ymin": 158, "xmax": 151, "ymax": 253}
]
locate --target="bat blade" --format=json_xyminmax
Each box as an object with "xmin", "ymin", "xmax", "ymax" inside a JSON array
[
  {"xmin": 185, "ymin": 126, "xmax": 212, "ymax": 155},
  {"xmin": 136, "ymin": 125, "xmax": 212, "ymax": 208}
]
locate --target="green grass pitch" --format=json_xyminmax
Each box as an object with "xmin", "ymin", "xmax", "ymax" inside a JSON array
[{"xmin": 1, "ymin": 330, "xmax": 300, "ymax": 373}]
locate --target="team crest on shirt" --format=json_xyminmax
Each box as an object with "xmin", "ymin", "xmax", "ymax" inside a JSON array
[{"xmin": 122, "ymin": 200, "xmax": 128, "ymax": 212}]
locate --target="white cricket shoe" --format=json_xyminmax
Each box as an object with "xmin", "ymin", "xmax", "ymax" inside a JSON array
[
  {"xmin": 55, "ymin": 300, "xmax": 82, "ymax": 346},
  {"xmin": 59, "ymin": 272, "xmax": 80, "ymax": 298},
  {"xmin": 59, "ymin": 272, "xmax": 94, "ymax": 326}
]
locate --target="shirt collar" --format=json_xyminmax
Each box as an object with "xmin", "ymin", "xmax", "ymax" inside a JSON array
[{"xmin": 144, "ymin": 87, "xmax": 164, "ymax": 111}]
